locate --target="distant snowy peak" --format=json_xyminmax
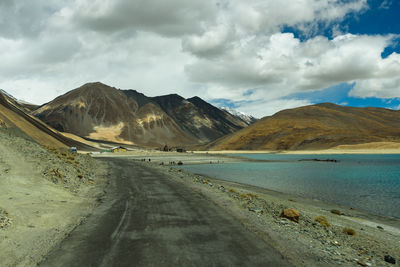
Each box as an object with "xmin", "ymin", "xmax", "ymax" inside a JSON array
[{"xmin": 221, "ymin": 107, "xmax": 258, "ymax": 125}]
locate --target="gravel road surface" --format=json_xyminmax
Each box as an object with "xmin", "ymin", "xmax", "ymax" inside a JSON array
[{"xmin": 40, "ymin": 158, "xmax": 290, "ymax": 267}]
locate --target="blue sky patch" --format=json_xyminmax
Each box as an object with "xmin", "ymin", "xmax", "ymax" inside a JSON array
[{"xmin": 289, "ymin": 83, "xmax": 400, "ymax": 110}]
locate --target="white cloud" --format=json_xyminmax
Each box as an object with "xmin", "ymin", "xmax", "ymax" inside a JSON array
[
  {"xmin": 235, "ymin": 98, "xmax": 313, "ymax": 118},
  {"xmin": 187, "ymin": 33, "xmax": 400, "ymax": 103},
  {"xmin": 0, "ymin": 0, "xmax": 399, "ymax": 117},
  {"xmin": 351, "ymin": 77, "xmax": 400, "ymax": 99},
  {"xmin": 73, "ymin": 0, "xmax": 218, "ymax": 37},
  {"xmin": 379, "ymin": 0, "xmax": 392, "ymax": 10}
]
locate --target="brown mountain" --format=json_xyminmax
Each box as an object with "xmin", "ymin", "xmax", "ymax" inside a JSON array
[
  {"xmin": 151, "ymin": 94, "xmax": 248, "ymax": 142},
  {"xmin": 33, "ymin": 82, "xmax": 251, "ymax": 147},
  {"xmin": 208, "ymin": 103, "xmax": 400, "ymax": 150},
  {"xmin": 0, "ymin": 90, "xmax": 94, "ymax": 150}
]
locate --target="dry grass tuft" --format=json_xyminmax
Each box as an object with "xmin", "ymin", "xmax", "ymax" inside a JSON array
[
  {"xmin": 315, "ymin": 216, "xmax": 330, "ymax": 227},
  {"xmin": 343, "ymin": 227, "xmax": 356, "ymax": 236}
]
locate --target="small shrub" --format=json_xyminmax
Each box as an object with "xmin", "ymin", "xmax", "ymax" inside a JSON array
[
  {"xmin": 240, "ymin": 193, "xmax": 258, "ymax": 200},
  {"xmin": 315, "ymin": 216, "xmax": 330, "ymax": 227},
  {"xmin": 343, "ymin": 227, "xmax": 356, "ymax": 236},
  {"xmin": 229, "ymin": 188, "xmax": 237, "ymax": 193},
  {"xmin": 331, "ymin": 209, "xmax": 341, "ymax": 215},
  {"xmin": 67, "ymin": 155, "xmax": 75, "ymax": 160}
]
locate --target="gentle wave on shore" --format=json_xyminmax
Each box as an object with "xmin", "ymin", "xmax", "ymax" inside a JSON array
[{"xmin": 178, "ymin": 154, "xmax": 400, "ymax": 218}]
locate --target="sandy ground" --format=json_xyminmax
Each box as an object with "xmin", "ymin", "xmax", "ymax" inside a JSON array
[
  {"xmin": 194, "ymin": 141, "xmax": 400, "ymax": 154},
  {"xmin": 93, "ymin": 150, "xmax": 248, "ymax": 164},
  {"xmin": 0, "ymin": 128, "xmax": 108, "ymax": 267},
  {"xmin": 103, "ymin": 151, "xmax": 400, "ymax": 266}
]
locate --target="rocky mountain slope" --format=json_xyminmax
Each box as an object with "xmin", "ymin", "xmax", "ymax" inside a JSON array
[
  {"xmin": 0, "ymin": 91, "xmax": 94, "ymax": 150},
  {"xmin": 0, "ymin": 89, "xmax": 39, "ymax": 112},
  {"xmin": 33, "ymin": 82, "xmax": 252, "ymax": 147},
  {"xmin": 151, "ymin": 94, "xmax": 249, "ymax": 142},
  {"xmin": 208, "ymin": 103, "xmax": 400, "ymax": 150}
]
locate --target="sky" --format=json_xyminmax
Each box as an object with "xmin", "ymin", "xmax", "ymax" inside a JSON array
[{"xmin": 0, "ymin": 0, "xmax": 399, "ymax": 118}]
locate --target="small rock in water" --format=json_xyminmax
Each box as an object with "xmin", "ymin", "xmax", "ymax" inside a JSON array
[
  {"xmin": 377, "ymin": 225, "xmax": 383, "ymax": 230},
  {"xmin": 384, "ymin": 255, "xmax": 396, "ymax": 264}
]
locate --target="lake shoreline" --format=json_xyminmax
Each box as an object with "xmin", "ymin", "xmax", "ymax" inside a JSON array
[
  {"xmin": 148, "ymin": 162, "xmax": 400, "ymax": 267},
  {"xmin": 178, "ymin": 153, "xmax": 400, "ymax": 219},
  {"xmin": 193, "ymin": 149, "xmax": 400, "ymax": 155}
]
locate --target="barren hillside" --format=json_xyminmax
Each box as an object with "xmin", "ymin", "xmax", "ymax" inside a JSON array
[
  {"xmin": 209, "ymin": 103, "xmax": 400, "ymax": 150},
  {"xmin": 0, "ymin": 92, "xmax": 94, "ymax": 150}
]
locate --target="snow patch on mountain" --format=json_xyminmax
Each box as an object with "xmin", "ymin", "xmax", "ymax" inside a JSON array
[{"xmin": 221, "ymin": 107, "xmax": 257, "ymax": 124}]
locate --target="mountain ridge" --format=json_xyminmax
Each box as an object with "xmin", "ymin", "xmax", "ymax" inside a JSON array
[
  {"xmin": 33, "ymin": 82, "xmax": 252, "ymax": 147},
  {"xmin": 0, "ymin": 90, "xmax": 94, "ymax": 150},
  {"xmin": 207, "ymin": 103, "xmax": 400, "ymax": 151}
]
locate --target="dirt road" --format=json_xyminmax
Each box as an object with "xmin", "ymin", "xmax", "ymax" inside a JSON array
[{"xmin": 40, "ymin": 158, "xmax": 290, "ymax": 267}]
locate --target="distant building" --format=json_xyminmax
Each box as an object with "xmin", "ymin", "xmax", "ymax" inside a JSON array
[
  {"xmin": 111, "ymin": 146, "xmax": 128, "ymax": 153},
  {"xmin": 69, "ymin": 147, "xmax": 78, "ymax": 153}
]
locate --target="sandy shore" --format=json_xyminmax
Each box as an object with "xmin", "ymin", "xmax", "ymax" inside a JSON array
[
  {"xmin": 92, "ymin": 150, "xmax": 248, "ymax": 164},
  {"xmin": 193, "ymin": 142, "xmax": 400, "ymax": 154},
  {"xmin": 194, "ymin": 149, "xmax": 400, "ymax": 155},
  {"xmin": 121, "ymin": 152, "xmax": 400, "ymax": 267}
]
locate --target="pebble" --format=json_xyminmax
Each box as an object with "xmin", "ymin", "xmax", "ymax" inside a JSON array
[
  {"xmin": 279, "ymin": 219, "xmax": 288, "ymax": 225},
  {"xmin": 331, "ymin": 240, "xmax": 340, "ymax": 246},
  {"xmin": 248, "ymin": 206, "xmax": 262, "ymax": 213},
  {"xmin": 384, "ymin": 255, "xmax": 396, "ymax": 264}
]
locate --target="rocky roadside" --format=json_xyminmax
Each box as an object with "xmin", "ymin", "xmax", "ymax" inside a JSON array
[
  {"xmin": 0, "ymin": 128, "xmax": 108, "ymax": 266},
  {"xmin": 144, "ymin": 162, "xmax": 400, "ymax": 267},
  {"xmin": 0, "ymin": 209, "xmax": 12, "ymax": 230}
]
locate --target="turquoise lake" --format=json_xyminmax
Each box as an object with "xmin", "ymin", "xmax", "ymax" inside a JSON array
[{"xmin": 178, "ymin": 154, "xmax": 400, "ymax": 218}]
